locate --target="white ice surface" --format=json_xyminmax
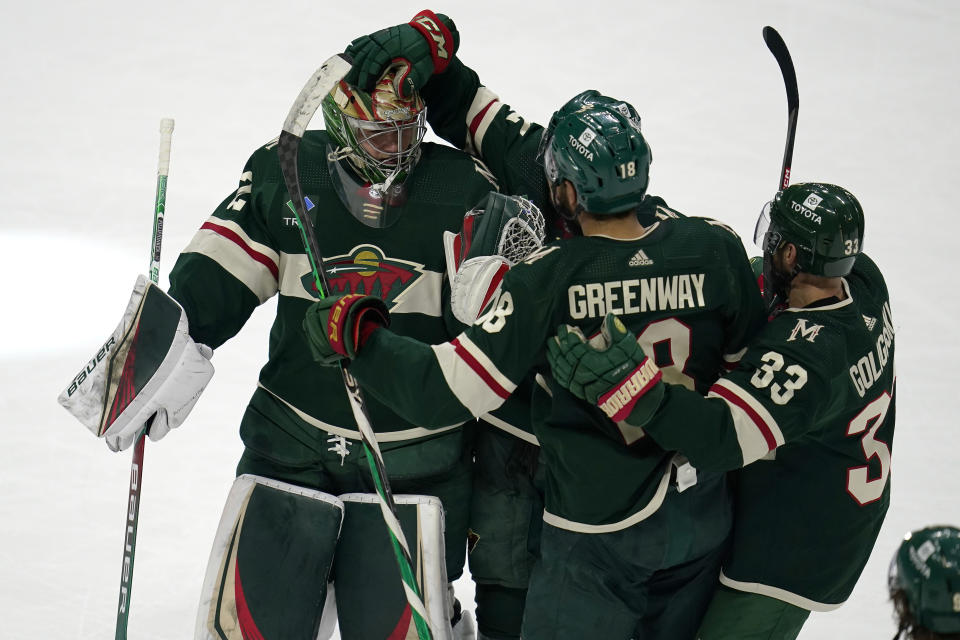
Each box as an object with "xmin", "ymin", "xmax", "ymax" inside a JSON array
[{"xmin": 2, "ymin": 1, "xmax": 958, "ymax": 638}]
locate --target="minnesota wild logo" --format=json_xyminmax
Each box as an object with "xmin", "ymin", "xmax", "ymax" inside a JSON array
[{"xmin": 301, "ymin": 244, "xmax": 424, "ymax": 307}]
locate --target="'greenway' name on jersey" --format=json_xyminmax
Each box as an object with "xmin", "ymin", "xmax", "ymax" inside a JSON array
[{"xmin": 569, "ymin": 274, "xmax": 707, "ymax": 319}]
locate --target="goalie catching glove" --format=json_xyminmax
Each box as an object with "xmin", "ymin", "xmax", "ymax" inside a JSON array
[
  {"xmin": 302, "ymin": 294, "xmax": 390, "ymax": 365},
  {"xmin": 443, "ymin": 192, "xmax": 546, "ymax": 325},
  {"xmin": 344, "ymin": 9, "xmax": 459, "ymax": 100},
  {"xmin": 58, "ymin": 275, "xmax": 214, "ymax": 452},
  {"xmin": 547, "ymin": 313, "xmax": 665, "ymax": 427}
]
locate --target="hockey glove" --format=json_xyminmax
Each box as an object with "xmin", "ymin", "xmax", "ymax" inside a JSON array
[
  {"xmin": 302, "ymin": 294, "xmax": 390, "ymax": 365},
  {"xmin": 344, "ymin": 10, "xmax": 459, "ymax": 99},
  {"xmin": 547, "ymin": 313, "xmax": 664, "ymax": 426},
  {"xmin": 58, "ymin": 275, "xmax": 215, "ymax": 452}
]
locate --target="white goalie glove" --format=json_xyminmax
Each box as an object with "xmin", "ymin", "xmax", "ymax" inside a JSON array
[
  {"xmin": 58, "ymin": 275, "xmax": 214, "ymax": 452},
  {"xmin": 443, "ymin": 192, "xmax": 546, "ymax": 324}
]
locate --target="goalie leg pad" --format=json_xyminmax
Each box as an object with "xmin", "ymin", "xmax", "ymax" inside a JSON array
[
  {"xmin": 195, "ymin": 474, "xmax": 344, "ymax": 640},
  {"xmin": 58, "ymin": 274, "xmax": 214, "ymax": 451},
  {"xmin": 334, "ymin": 493, "xmax": 453, "ymax": 640}
]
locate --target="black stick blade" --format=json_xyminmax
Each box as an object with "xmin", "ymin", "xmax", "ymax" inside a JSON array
[
  {"xmin": 764, "ymin": 26, "xmax": 799, "ymax": 190},
  {"xmin": 763, "ymin": 26, "xmax": 799, "ymax": 113}
]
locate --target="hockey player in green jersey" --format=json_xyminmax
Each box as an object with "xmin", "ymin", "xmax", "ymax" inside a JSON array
[
  {"xmin": 342, "ymin": 17, "xmax": 704, "ymax": 639},
  {"xmin": 547, "ymin": 182, "xmax": 896, "ymax": 640},
  {"xmin": 62, "ymin": 17, "xmax": 504, "ymax": 635},
  {"xmin": 302, "ymin": 101, "xmax": 766, "ymax": 640},
  {"xmin": 889, "ymin": 525, "xmax": 960, "ymax": 639}
]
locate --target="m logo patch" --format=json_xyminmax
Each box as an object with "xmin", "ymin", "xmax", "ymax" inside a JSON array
[{"xmin": 787, "ymin": 318, "xmax": 823, "ymax": 343}]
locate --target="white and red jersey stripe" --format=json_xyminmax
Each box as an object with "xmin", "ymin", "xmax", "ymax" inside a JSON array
[
  {"xmin": 707, "ymin": 377, "xmax": 786, "ymax": 465},
  {"xmin": 182, "ymin": 217, "xmax": 280, "ymax": 303},
  {"xmin": 431, "ymin": 332, "xmax": 517, "ymax": 418}
]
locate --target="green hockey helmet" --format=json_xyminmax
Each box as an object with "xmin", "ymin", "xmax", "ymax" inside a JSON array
[
  {"xmin": 542, "ymin": 105, "xmax": 651, "ymax": 215},
  {"xmin": 889, "ymin": 525, "xmax": 960, "ymax": 634},
  {"xmin": 754, "ymin": 182, "xmax": 865, "ymax": 277},
  {"xmin": 321, "ymin": 68, "xmax": 427, "ymax": 188},
  {"xmin": 536, "ymin": 89, "xmax": 642, "ymax": 161}
]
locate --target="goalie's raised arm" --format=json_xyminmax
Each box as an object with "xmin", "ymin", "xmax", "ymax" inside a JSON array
[{"xmin": 58, "ymin": 275, "xmax": 214, "ymax": 452}]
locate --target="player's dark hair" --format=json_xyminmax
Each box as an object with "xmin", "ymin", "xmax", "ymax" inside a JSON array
[{"xmin": 891, "ymin": 588, "xmax": 960, "ymax": 640}]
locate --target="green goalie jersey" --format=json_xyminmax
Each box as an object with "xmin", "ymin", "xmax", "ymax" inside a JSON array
[
  {"xmin": 349, "ymin": 218, "xmax": 765, "ymax": 530},
  {"xmin": 639, "ymin": 254, "xmax": 896, "ymax": 609},
  {"xmin": 167, "ymin": 132, "xmax": 497, "ymax": 446}
]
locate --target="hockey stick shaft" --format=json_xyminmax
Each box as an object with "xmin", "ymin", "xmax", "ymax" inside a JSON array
[
  {"xmin": 763, "ymin": 26, "xmax": 799, "ymax": 190},
  {"xmin": 115, "ymin": 118, "xmax": 174, "ymax": 640},
  {"xmin": 277, "ymin": 55, "xmax": 433, "ymax": 640}
]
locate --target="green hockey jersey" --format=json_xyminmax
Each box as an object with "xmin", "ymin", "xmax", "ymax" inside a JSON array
[
  {"xmin": 349, "ymin": 217, "xmax": 765, "ymax": 530},
  {"xmin": 639, "ymin": 254, "xmax": 896, "ymax": 609},
  {"xmin": 167, "ymin": 131, "xmax": 498, "ymax": 449}
]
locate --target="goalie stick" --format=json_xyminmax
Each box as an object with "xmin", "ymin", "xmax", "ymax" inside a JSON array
[
  {"xmin": 276, "ymin": 54, "xmax": 435, "ymax": 640},
  {"xmin": 115, "ymin": 118, "xmax": 175, "ymax": 640},
  {"xmin": 763, "ymin": 26, "xmax": 799, "ymax": 190}
]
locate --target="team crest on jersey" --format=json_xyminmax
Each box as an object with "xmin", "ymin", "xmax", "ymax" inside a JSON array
[
  {"xmin": 300, "ymin": 244, "xmax": 424, "ymax": 307},
  {"xmin": 787, "ymin": 318, "xmax": 823, "ymax": 343}
]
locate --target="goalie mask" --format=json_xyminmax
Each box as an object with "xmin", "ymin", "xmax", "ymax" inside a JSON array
[
  {"xmin": 753, "ymin": 182, "xmax": 865, "ymax": 310},
  {"xmin": 889, "ymin": 525, "xmax": 960, "ymax": 636},
  {"xmin": 322, "ymin": 69, "xmax": 427, "ymax": 228}
]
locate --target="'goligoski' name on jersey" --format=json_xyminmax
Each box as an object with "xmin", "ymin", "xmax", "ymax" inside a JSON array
[
  {"xmin": 568, "ymin": 273, "xmax": 707, "ymax": 319},
  {"xmin": 349, "ymin": 216, "xmax": 765, "ymax": 531}
]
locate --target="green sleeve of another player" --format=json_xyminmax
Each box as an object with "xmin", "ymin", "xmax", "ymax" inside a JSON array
[
  {"xmin": 348, "ymin": 329, "xmax": 476, "ymax": 428},
  {"xmin": 642, "ymin": 322, "xmax": 834, "ymax": 471},
  {"xmin": 421, "ymin": 58, "xmax": 551, "ymax": 209},
  {"xmin": 350, "ymin": 251, "xmax": 562, "ymax": 429}
]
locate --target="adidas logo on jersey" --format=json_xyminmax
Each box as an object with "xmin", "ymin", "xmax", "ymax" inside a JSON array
[
  {"xmin": 863, "ymin": 314, "xmax": 877, "ymax": 331},
  {"xmin": 629, "ymin": 249, "xmax": 654, "ymax": 266}
]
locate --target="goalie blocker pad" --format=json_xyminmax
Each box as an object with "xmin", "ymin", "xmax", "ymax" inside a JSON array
[
  {"xmin": 57, "ymin": 274, "xmax": 214, "ymax": 451},
  {"xmin": 195, "ymin": 475, "xmax": 344, "ymax": 640},
  {"xmin": 335, "ymin": 493, "xmax": 454, "ymax": 640}
]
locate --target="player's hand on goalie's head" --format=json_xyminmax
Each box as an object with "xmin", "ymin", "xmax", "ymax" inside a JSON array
[
  {"xmin": 547, "ymin": 313, "xmax": 665, "ymax": 426},
  {"xmin": 343, "ymin": 10, "xmax": 459, "ymax": 100},
  {"xmin": 303, "ymin": 294, "xmax": 391, "ymax": 365}
]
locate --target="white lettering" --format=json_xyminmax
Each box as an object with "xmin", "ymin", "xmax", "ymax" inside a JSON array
[{"xmin": 569, "ymin": 285, "xmax": 587, "ymax": 320}]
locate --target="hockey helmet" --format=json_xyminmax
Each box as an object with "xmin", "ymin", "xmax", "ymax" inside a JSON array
[
  {"xmin": 542, "ymin": 105, "xmax": 651, "ymax": 215},
  {"xmin": 536, "ymin": 89, "xmax": 642, "ymax": 161},
  {"xmin": 889, "ymin": 525, "xmax": 960, "ymax": 634},
  {"xmin": 754, "ymin": 182, "xmax": 865, "ymax": 278}
]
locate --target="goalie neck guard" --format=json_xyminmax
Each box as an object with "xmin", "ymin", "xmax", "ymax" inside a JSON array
[{"xmin": 322, "ymin": 69, "xmax": 427, "ymax": 228}]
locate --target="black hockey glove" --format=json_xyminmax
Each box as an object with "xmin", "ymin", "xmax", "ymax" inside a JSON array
[{"xmin": 344, "ymin": 10, "xmax": 459, "ymax": 99}]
